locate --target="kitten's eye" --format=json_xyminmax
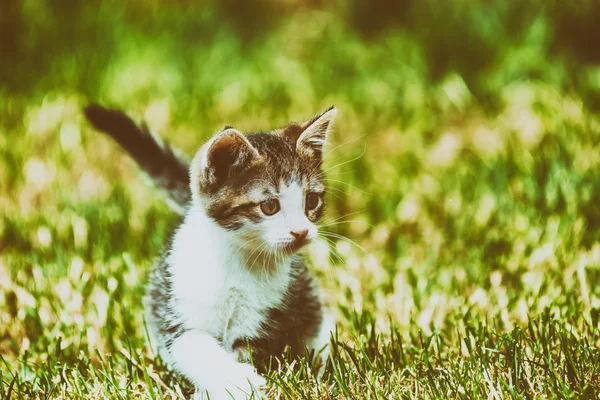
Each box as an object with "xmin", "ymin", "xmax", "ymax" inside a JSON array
[
  {"xmin": 260, "ymin": 199, "xmax": 280, "ymax": 216},
  {"xmin": 305, "ymin": 192, "xmax": 320, "ymax": 211}
]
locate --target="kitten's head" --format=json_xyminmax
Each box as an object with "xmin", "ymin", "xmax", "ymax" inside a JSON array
[{"xmin": 190, "ymin": 107, "xmax": 336, "ymax": 258}]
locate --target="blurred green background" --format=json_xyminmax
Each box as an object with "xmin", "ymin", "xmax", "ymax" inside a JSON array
[{"xmin": 1, "ymin": 0, "xmax": 600, "ymax": 397}]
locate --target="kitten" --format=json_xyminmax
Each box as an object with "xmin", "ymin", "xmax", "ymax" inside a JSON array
[{"xmin": 84, "ymin": 105, "xmax": 336, "ymax": 400}]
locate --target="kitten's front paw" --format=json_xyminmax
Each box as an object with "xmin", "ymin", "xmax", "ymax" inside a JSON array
[
  {"xmin": 224, "ymin": 363, "xmax": 266, "ymax": 399},
  {"xmin": 194, "ymin": 363, "xmax": 266, "ymax": 400}
]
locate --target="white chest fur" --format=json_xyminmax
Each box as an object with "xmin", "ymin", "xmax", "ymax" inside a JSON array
[{"xmin": 168, "ymin": 208, "xmax": 292, "ymax": 350}]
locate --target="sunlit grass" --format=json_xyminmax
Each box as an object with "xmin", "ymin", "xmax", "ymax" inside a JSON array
[{"xmin": 2, "ymin": 2, "xmax": 600, "ymax": 399}]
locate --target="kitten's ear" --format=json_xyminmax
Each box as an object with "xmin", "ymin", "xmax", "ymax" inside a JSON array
[
  {"xmin": 191, "ymin": 128, "xmax": 259, "ymax": 195},
  {"xmin": 284, "ymin": 107, "xmax": 337, "ymax": 158}
]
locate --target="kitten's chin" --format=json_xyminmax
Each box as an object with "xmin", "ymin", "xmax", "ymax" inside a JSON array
[{"xmin": 280, "ymin": 240, "xmax": 310, "ymax": 255}]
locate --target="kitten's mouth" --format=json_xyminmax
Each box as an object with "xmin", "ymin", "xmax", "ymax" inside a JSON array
[{"xmin": 280, "ymin": 239, "xmax": 309, "ymax": 254}]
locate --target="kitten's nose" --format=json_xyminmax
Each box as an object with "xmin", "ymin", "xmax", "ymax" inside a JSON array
[{"xmin": 290, "ymin": 229, "xmax": 309, "ymax": 242}]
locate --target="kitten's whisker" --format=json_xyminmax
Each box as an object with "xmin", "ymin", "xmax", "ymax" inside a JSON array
[
  {"xmin": 325, "ymin": 190, "xmax": 343, "ymax": 201},
  {"xmin": 244, "ymin": 242, "xmax": 267, "ymax": 272},
  {"xmin": 316, "ymin": 236, "xmax": 346, "ymax": 270},
  {"xmin": 324, "ymin": 134, "xmax": 367, "ymax": 158},
  {"xmin": 305, "ymin": 169, "xmax": 326, "ymax": 182},
  {"xmin": 324, "ymin": 170, "xmax": 355, "ymax": 177},
  {"xmin": 231, "ymin": 237, "xmax": 262, "ymax": 262},
  {"xmin": 261, "ymin": 244, "xmax": 274, "ymax": 276},
  {"xmin": 324, "ymin": 178, "xmax": 372, "ymax": 195},
  {"xmin": 323, "ymin": 144, "xmax": 367, "ymax": 173},
  {"xmin": 319, "ymin": 231, "xmax": 369, "ymax": 256},
  {"xmin": 317, "ymin": 236, "xmax": 341, "ymax": 263},
  {"xmin": 306, "ymin": 168, "xmax": 354, "ymax": 180},
  {"xmin": 236, "ymin": 236, "xmax": 261, "ymax": 251},
  {"xmin": 325, "ymin": 186, "xmax": 346, "ymax": 195},
  {"xmin": 320, "ymin": 210, "xmax": 366, "ymax": 226},
  {"xmin": 275, "ymin": 246, "xmax": 284, "ymax": 271},
  {"xmin": 318, "ymin": 209, "xmax": 372, "ymax": 232},
  {"xmin": 319, "ymin": 220, "xmax": 374, "ymax": 228},
  {"xmin": 314, "ymin": 238, "xmax": 337, "ymax": 280},
  {"xmin": 254, "ymin": 242, "xmax": 275, "ymax": 273},
  {"xmin": 250, "ymin": 245, "xmax": 268, "ymax": 272}
]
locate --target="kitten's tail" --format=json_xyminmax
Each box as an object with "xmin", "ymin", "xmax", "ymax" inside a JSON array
[{"xmin": 83, "ymin": 104, "xmax": 191, "ymax": 213}]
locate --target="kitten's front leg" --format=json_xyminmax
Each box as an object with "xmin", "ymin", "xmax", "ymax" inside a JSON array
[
  {"xmin": 309, "ymin": 310, "xmax": 335, "ymax": 376},
  {"xmin": 169, "ymin": 331, "xmax": 266, "ymax": 400}
]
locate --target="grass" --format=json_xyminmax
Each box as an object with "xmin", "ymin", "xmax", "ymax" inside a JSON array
[{"xmin": 1, "ymin": 1, "xmax": 600, "ymax": 399}]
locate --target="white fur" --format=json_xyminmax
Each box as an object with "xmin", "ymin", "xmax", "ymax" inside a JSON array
[
  {"xmin": 260, "ymin": 182, "xmax": 318, "ymax": 247},
  {"xmin": 172, "ymin": 332, "xmax": 266, "ymax": 400},
  {"xmin": 164, "ymin": 208, "xmax": 290, "ymax": 398},
  {"xmin": 311, "ymin": 311, "xmax": 334, "ymax": 376},
  {"xmin": 169, "ymin": 207, "xmax": 293, "ymax": 348}
]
